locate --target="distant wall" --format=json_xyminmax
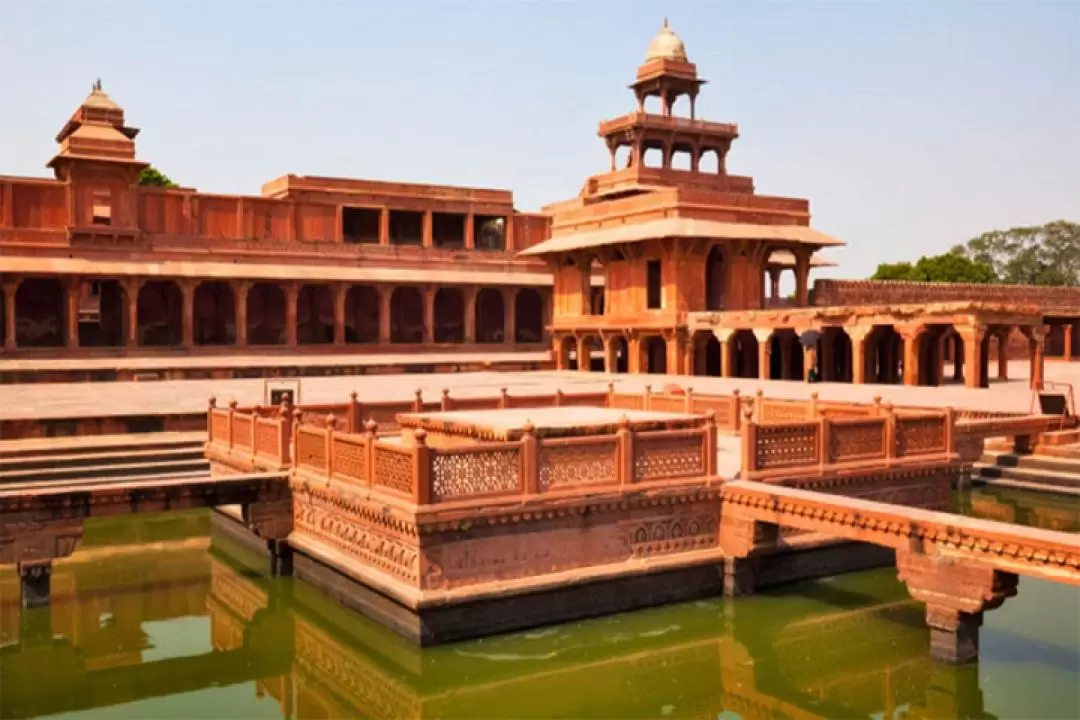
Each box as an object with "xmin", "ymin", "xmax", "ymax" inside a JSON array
[{"xmin": 813, "ymin": 279, "xmax": 1080, "ymax": 315}]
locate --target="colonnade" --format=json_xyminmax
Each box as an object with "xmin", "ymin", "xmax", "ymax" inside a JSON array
[
  {"xmin": 0, "ymin": 275, "xmax": 549, "ymax": 354},
  {"xmin": 554, "ymin": 320, "xmax": 1049, "ymax": 389}
]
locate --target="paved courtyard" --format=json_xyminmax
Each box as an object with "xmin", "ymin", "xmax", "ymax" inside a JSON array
[{"xmin": 1, "ymin": 359, "xmax": 1070, "ymax": 421}]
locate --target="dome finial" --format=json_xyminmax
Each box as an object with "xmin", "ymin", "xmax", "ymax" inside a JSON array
[{"xmin": 663, "ymin": 17, "xmax": 668, "ymax": 28}]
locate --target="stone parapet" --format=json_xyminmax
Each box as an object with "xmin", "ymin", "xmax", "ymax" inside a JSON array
[{"xmin": 813, "ymin": 279, "xmax": 1080, "ymax": 315}]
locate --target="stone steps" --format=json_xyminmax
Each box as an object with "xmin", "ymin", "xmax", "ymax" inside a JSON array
[
  {"xmin": 0, "ymin": 432, "xmax": 209, "ymax": 486},
  {"xmin": 974, "ymin": 451, "xmax": 1080, "ymax": 493},
  {"xmin": 1, "ymin": 468, "xmax": 212, "ymax": 493}
]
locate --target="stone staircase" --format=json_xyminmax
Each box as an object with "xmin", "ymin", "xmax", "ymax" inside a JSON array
[
  {"xmin": 973, "ymin": 449, "xmax": 1080, "ymax": 496},
  {"xmin": 0, "ymin": 432, "xmax": 209, "ymax": 488}
]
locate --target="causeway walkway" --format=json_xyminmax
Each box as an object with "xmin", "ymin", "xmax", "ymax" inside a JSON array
[{"xmin": 1, "ymin": 360, "xmax": 1071, "ymax": 421}]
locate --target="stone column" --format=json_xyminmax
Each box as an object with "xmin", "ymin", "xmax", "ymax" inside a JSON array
[
  {"xmin": 714, "ymin": 329, "xmax": 735, "ymax": 378},
  {"xmin": 577, "ymin": 336, "xmax": 591, "ymax": 372},
  {"xmin": 603, "ymin": 335, "xmax": 618, "ymax": 373},
  {"xmin": 1066, "ymin": 322, "xmax": 1075, "ymax": 361},
  {"xmin": 554, "ymin": 335, "xmax": 569, "ymax": 370},
  {"xmin": 180, "ymin": 281, "xmax": 196, "ymax": 348},
  {"xmin": 849, "ymin": 326, "xmax": 871, "ymax": 385},
  {"xmin": 123, "ymin": 278, "xmax": 141, "ymax": 347},
  {"xmin": 768, "ymin": 268, "xmax": 781, "ymax": 304},
  {"xmin": 464, "ymin": 213, "xmax": 475, "ymax": 250},
  {"xmin": 952, "ymin": 334, "xmax": 964, "ymax": 382},
  {"xmin": 332, "ymin": 285, "xmax": 346, "ymax": 345},
  {"xmin": 997, "ymin": 328, "xmax": 1010, "ymax": 381},
  {"xmin": 818, "ymin": 332, "xmax": 833, "ymax": 381},
  {"xmin": 422, "ymin": 210, "xmax": 433, "ymax": 248},
  {"xmin": 235, "ymin": 281, "xmax": 251, "ymax": 347},
  {"xmin": 754, "ymin": 328, "xmax": 774, "ymax": 380},
  {"xmin": 503, "ymin": 288, "xmax": 516, "ymax": 344},
  {"xmin": 64, "ymin": 278, "xmax": 80, "ymax": 349},
  {"xmin": 803, "ymin": 344, "xmax": 816, "ymax": 381},
  {"xmin": 378, "ymin": 208, "xmax": 389, "ymax": 245},
  {"xmin": 627, "ymin": 334, "xmax": 642, "ymax": 374},
  {"xmin": 378, "ymin": 287, "xmax": 391, "ymax": 344},
  {"xmin": 422, "ymin": 287, "xmax": 435, "ymax": 345},
  {"xmin": 285, "ymin": 283, "xmax": 299, "ymax": 348},
  {"xmin": 898, "ymin": 325, "xmax": 925, "ymax": 386},
  {"xmin": 960, "ymin": 325, "xmax": 986, "ymax": 389},
  {"xmin": 1029, "ymin": 327, "xmax": 1047, "ymax": 390},
  {"xmin": 794, "ymin": 251, "xmax": 811, "ymax": 307},
  {"xmin": 2, "ymin": 278, "xmax": 18, "ymax": 352},
  {"xmin": 463, "ymin": 287, "xmax": 477, "ymax": 343},
  {"xmin": 935, "ymin": 332, "xmax": 949, "ymax": 386}
]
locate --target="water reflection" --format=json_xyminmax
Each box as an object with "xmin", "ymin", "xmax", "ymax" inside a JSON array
[{"xmin": 0, "ymin": 498, "xmax": 1077, "ymax": 719}]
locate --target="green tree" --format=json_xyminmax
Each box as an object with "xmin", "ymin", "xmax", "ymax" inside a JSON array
[
  {"xmin": 952, "ymin": 220, "xmax": 1080, "ymax": 286},
  {"xmin": 137, "ymin": 165, "xmax": 178, "ymax": 188},
  {"xmin": 871, "ymin": 252, "xmax": 996, "ymax": 283}
]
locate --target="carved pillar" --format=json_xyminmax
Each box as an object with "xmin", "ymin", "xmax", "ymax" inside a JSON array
[
  {"xmin": 665, "ymin": 329, "xmax": 686, "ymax": 376},
  {"xmin": 285, "ymin": 283, "xmax": 299, "ymax": 347},
  {"xmin": 896, "ymin": 552, "xmax": 1017, "ymax": 664},
  {"xmin": 754, "ymin": 328, "xmax": 774, "ymax": 380},
  {"xmin": 1065, "ymin": 322, "xmax": 1075, "ymax": 361},
  {"xmin": 378, "ymin": 208, "xmax": 389, "ymax": 245},
  {"xmin": 952, "ymin": 334, "xmax": 964, "ymax": 382},
  {"xmin": 235, "ymin": 281, "xmax": 251, "ymax": 347},
  {"xmin": 935, "ymin": 332, "xmax": 949, "ymax": 386},
  {"xmin": 803, "ymin": 344, "xmax": 816, "ymax": 381},
  {"xmin": 794, "ymin": 250, "xmax": 811, "ymax": 307},
  {"xmin": 715, "ymin": 329, "xmax": 735, "ymax": 378},
  {"xmin": 627, "ymin": 333, "xmax": 642, "ymax": 374},
  {"xmin": 717, "ymin": 516, "xmax": 780, "ymax": 596},
  {"xmin": 180, "ymin": 280, "xmax": 196, "ymax": 348},
  {"xmin": 849, "ymin": 326, "xmax": 871, "ymax": 385},
  {"xmin": 123, "ymin": 278, "xmax": 141, "ymax": 347},
  {"xmin": 960, "ymin": 325, "xmax": 986, "ymax": 389},
  {"xmin": 767, "ymin": 268, "xmax": 781, "ymax": 303},
  {"xmin": 463, "ymin": 287, "xmax": 477, "ymax": 343},
  {"xmin": 554, "ymin": 335, "xmax": 569, "ymax": 370},
  {"xmin": 503, "ymin": 287, "xmax": 516, "ymax": 345},
  {"xmin": 1028, "ymin": 326, "xmax": 1047, "ymax": 390},
  {"xmin": 464, "ymin": 213, "xmax": 475, "ymax": 250},
  {"xmin": 332, "ymin": 284, "xmax": 346, "ymax": 345},
  {"xmin": 577, "ymin": 335, "xmax": 590, "ymax": 372},
  {"xmin": 64, "ymin": 278, "xmax": 80, "ymax": 349},
  {"xmin": 997, "ymin": 327, "xmax": 1010, "ymax": 381},
  {"xmin": 603, "ymin": 334, "xmax": 618, "ymax": 373},
  {"xmin": 897, "ymin": 325, "xmax": 925, "ymax": 386},
  {"xmin": 2, "ymin": 278, "xmax": 18, "ymax": 351},
  {"xmin": 378, "ymin": 286, "xmax": 391, "ymax": 344},
  {"xmin": 421, "ymin": 210, "xmax": 433, "ymax": 248},
  {"xmin": 422, "ymin": 286, "xmax": 435, "ymax": 345}
]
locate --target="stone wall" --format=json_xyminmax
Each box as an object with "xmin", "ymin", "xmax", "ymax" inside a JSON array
[{"xmin": 813, "ymin": 279, "xmax": 1080, "ymax": 315}]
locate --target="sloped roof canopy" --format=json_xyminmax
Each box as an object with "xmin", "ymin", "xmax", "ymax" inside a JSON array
[{"xmin": 519, "ymin": 218, "xmax": 844, "ymax": 257}]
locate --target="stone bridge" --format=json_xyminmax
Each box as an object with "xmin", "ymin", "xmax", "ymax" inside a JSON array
[
  {"xmin": 0, "ymin": 471, "xmax": 291, "ymax": 608},
  {"xmin": 719, "ymin": 479, "xmax": 1080, "ymax": 663}
]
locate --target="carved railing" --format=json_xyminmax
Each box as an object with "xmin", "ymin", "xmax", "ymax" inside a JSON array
[
  {"xmin": 741, "ymin": 408, "xmax": 955, "ymax": 480},
  {"xmin": 205, "ymin": 399, "xmax": 292, "ymax": 470}
]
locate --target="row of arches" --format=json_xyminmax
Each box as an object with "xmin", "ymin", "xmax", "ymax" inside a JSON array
[
  {"xmin": 555, "ymin": 320, "xmax": 1047, "ymax": 389},
  {"xmin": 0, "ymin": 277, "xmax": 546, "ymax": 350}
]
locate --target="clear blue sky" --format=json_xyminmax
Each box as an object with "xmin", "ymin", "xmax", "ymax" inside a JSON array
[{"xmin": 3, "ymin": 1, "xmax": 1077, "ymax": 279}]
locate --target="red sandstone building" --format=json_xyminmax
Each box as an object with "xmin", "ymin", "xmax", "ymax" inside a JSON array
[{"xmin": 2, "ymin": 23, "xmax": 1077, "ymax": 387}]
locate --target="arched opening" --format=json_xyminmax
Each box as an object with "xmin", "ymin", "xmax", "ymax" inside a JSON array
[
  {"xmin": 78, "ymin": 279, "xmax": 126, "ymax": 348},
  {"xmin": 581, "ymin": 335, "xmax": 604, "ymax": 372},
  {"xmin": 137, "ymin": 281, "xmax": 182, "ymax": 347},
  {"xmin": 193, "ymin": 281, "xmax": 235, "ymax": 346},
  {"xmin": 693, "ymin": 332, "xmax": 722, "ymax": 376},
  {"xmin": 670, "ymin": 148, "xmax": 693, "ymax": 171},
  {"xmin": 820, "ymin": 327, "xmax": 853, "ymax": 382},
  {"xmin": 866, "ymin": 326, "xmax": 902, "ymax": 384},
  {"xmin": 434, "ymin": 288, "xmax": 465, "ymax": 343},
  {"xmin": 769, "ymin": 329, "xmax": 804, "ymax": 380},
  {"xmin": 475, "ymin": 288, "xmax": 504, "ymax": 343},
  {"xmin": 705, "ymin": 246, "xmax": 725, "ymax": 311},
  {"xmin": 732, "ymin": 330, "xmax": 759, "ymax": 379},
  {"xmin": 916, "ymin": 324, "xmax": 954, "ymax": 386},
  {"xmin": 247, "ymin": 283, "xmax": 286, "ymax": 345},
  {"xmin": 297, "ymin": 284, "xmax": 333, "ymax": 344},
  {"xmin": 614, "ymin": 145, "xmax": 632, "ymax": 169},
  {"xmin": 514, "ymin": 289, "xmax": 543, "ymax": 343},
  {"xmin": 642, "ymin": 146, "xmax": 664, "ymax": 169},
  {"xmin": 390, "ymin": 287, "xmax": 424, "ymax": 343},
  {"xmin": 610, "ymin": 335, "xmax": 629, "ymax": 373},
  {"xmin": 345, "ymin": 286, "xmax": 379, "ymax": 343},
  {"xmin": 15, "ymin": 277, "xmax": 65, "ymax": 347},
  {"xmin": 642, "ymin": 94, "xmax": 663, "ymax": 115},
  {"xmin": 642, "ymin": 336, "xmax": 667, "ymax": 374},
  {"xmin": 698, "ymin": 148, "xmax": 720, "ymax": 174}
]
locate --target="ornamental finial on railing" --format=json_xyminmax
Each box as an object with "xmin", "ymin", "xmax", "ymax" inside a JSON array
[{"xmin": 209, "ymin": 396, "xmax": 217, "ymax": 409}]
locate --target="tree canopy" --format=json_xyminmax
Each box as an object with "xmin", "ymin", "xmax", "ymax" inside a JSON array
[
  {"xmin": 870, "ymin": 220, "xmax": 1079, "ymax": 286},
  {"xmin": 870, "ymin": 252, "xmax": 996, "ymax": 284},
  {"xmin": 137, "ymin": 166, "xmax": 178, "ymax": 188}
]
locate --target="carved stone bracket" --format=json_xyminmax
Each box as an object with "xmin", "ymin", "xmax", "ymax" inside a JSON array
[{"xmin": 896, "ymin": 551, "xmax": 1018, "ymax": 663}]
